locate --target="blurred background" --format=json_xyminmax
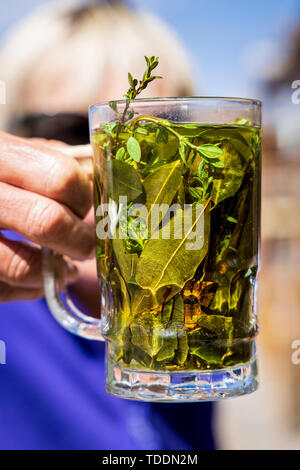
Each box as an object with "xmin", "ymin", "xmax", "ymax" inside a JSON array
[{"xmin": 1, "ymin": 0, "xmax": 300, "ymax": 450}]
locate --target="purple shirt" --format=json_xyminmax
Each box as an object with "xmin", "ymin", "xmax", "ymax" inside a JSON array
[{"xmin": 0, "ymin": 229, "xmax": 214, "ymax": 450}]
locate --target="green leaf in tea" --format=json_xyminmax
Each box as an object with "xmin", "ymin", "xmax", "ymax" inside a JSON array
[
  {"xmin": 211, "ymin": 141, "xmax": 244, "ymax": 205},
  {"xmin": 143, "ymin": 160, "xmax": 182, "ymax": 228},
  {"xmin": 116, "ymin": 147, "xmax": 126, "ymax": 160},
  {"xmin": 135, "ymin": 203, "xmax": 210, "ymax": 311},
  {"xmin": 112, "ymin": 235, "xmax": 138, "ymax": 283},
  {"xmin": 196, "ymin": 144, "xmax": 223, "ymax": 160},
  {"xmin": 179, "ymin": 141, "xmax": 187, "ymax": 165},
  {"xmin": 175, "ymin": 334, "xmax": 189, "ymax": 365},
  {"xmin": 107, "ymin": 160, "xmax": 143, "ymax": 202},
  {"xmin": 130, "ymin": 322, "xmax": 153, "ymax": 356},
  {"xmin": 126, "ymin": 136, "xmax": 141, "ymax": 162},
  {"xmin": 193, "ymin": 314, "xmax": 233, "ymax": 340},
  {"xmin": 227, "ymin": 216, "xmax": 238, "ymax": 223},
  {"xmin": 161, "ymin": 299, "xmax": 174, "ymax": 324}
]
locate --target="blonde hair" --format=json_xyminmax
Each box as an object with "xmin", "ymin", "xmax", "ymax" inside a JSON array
[{"xmin": 0, "ymin": 0, "xmax": 194, "ymax": 130}]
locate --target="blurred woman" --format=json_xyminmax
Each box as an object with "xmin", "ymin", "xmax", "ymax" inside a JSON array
[{"xmin": 0, "ymin": 0, "xmax": 214, "ymax": 450}]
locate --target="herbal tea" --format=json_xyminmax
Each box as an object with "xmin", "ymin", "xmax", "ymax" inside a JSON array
[
  {"xmin": 93, "ymin": 118, "xmax": 261, "ymax": 372},
  {"xmin": 42, "ymin": 56, "xmax": 261, "ymax": 400}
]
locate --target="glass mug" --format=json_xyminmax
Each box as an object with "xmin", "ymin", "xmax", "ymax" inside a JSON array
[{"xmin": 43, "ymin": 97, "xmax": 261, "ymax": 402}]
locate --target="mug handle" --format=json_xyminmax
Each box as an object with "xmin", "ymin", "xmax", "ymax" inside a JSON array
[{"xmin": 42, "ymin": 247, "xmax": 104, "ymax": 341}]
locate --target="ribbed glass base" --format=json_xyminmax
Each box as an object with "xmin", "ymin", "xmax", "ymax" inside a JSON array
[{"xmin": 106, "ymin": 355, "xmax": 258, "ymax": 402}]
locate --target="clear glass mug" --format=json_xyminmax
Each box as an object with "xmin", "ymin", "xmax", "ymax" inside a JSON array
[{"xmin": 43, "ymin": 97, "xmax": 261, "ymax": 402}]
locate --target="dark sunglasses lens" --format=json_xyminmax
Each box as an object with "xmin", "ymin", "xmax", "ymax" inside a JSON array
[{"xmin": 12, "ymin": 114, "xmax": 89, "ymax": 145}]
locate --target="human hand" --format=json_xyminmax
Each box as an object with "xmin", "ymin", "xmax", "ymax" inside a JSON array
[{"xmin": 0, "ymin": 131, "xmax": 94, "ymax": 301}]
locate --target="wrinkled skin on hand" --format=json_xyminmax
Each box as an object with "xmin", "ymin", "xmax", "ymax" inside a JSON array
[{"xmin": 0, "ymin": 131, "xmax": 95, "ymax": 302}]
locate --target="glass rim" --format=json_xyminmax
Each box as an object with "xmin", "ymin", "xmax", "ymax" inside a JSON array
[{"xmin": 89, "ymin": 96, "xmax": 262, "ymax": 111}]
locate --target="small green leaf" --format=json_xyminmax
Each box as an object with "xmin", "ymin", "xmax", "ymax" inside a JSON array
[
  {"xmin": 151, "ymin": 60, "xmax": 159, "ymax": 70},
  {"xmin": 197, "ymin": 144, "xmax": 224, "ymax": 159},
  {"xmin": 147, "ymin": 75, "xmax": 162, "ymax": 83},
  {"xmin": 189, "ymin": 187, "xmax": 202, "ymax": 199},
  {"xmin": 135, "ymin": 126, "xmax": 148, "ymax": 135},
  {"xmin": 210, "ymin": 160, "xmax": 225, "ymax": 168},
  {"xmin": 102, "ymin": 121, "xmax": 118, "ymax": 136},
  {"xmin": 128, "ymin": 72, "xmax": 134, "ymax": 87},
  {"xmin": 197, "ymin": 160, "xmax": 206, "ymax": 178},
  {"xmin": 227, "ymin": 216, "xmax": 238, "ymax": 223},
  {"xmin": 116, "ymin": 147, "xmax": 125, "ymax": 160},
  {"xmin": 126, "ymin": 136, "xmax": 141, "ymax": 162}
]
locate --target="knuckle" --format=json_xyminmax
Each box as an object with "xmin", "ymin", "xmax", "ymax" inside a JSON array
[
  {"xmin": 48, "ymin": 159, "xmax": 80, "ymax": 202},
  {"xmin": 28, "ymin": 200, "xmax": 67, "ymax": 244},
  {"xmin": 7, "ymin": 245, "xmax": 39, "ymax": 284}
]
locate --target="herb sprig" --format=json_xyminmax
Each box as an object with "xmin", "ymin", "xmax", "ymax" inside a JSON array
[
  {"xmin": 109, "ymin": 56, "xmax": 162, "ymax": 124},
  {"xmin": 106, "ymin": 56, "xmax": 224, "ymax": 178},
  {"xmin": 125, "ymin": 56, "xmax": 162, "ymax": 101}
]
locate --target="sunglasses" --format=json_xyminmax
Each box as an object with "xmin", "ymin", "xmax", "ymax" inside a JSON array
[{"xmin": 11, "ymin": 113, "xmax": 90, "ymax": 145}]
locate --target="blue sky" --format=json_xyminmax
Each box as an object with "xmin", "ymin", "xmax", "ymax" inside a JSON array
[
  {"xmin": 132, "ymin": 0, "xmax": 300, "ymax": 98},
  {"xmin": 1, "ymin": 0, "xmax": 299, "ymax": 99}
]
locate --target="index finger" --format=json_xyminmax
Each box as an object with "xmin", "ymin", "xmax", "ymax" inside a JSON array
[
  {"xmin": 30, "ymin": 139, "xmax": 94, "ymax": 182},
  {"xmin": 0, "ymin": 132, "xmax": 92, "ymax": 218}
]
